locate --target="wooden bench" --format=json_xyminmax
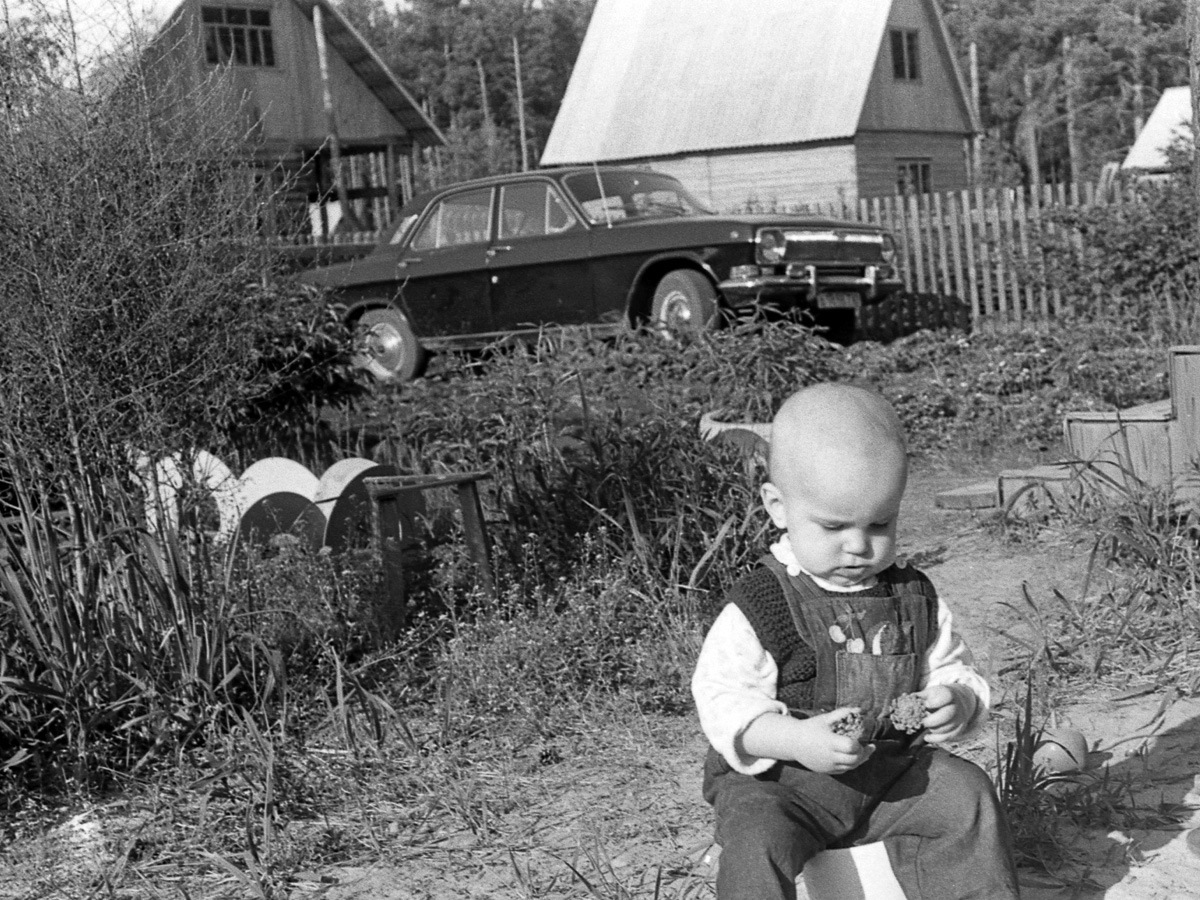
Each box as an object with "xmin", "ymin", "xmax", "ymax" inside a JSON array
[{"xmin": 364, "ymin": 472, "xmax": 495, "ymax": 638}]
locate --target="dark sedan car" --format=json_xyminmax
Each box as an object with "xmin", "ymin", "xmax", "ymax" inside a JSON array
[{"xmin": 300, "ymin": 167, "xmax": 903, "ymax": 380}]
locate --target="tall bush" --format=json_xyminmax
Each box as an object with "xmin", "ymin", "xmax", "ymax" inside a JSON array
[
  {"xmin": 1041, "ymin": 161, "xmax": 1200, "ymax": 326},
  {"xmin": 0, "ymin": 52, "xmax": 363, "ymax": 788}
]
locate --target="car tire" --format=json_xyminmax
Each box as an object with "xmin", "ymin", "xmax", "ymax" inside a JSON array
[
  {"xmin": 650, "ymin": 270, "xmax": 719, "ymax": 336},
  {"xmin": 815, "ymin": 309, "xmax": 857, "ymax": 346},
  {"xmin": 353, "ymin": 308, "xmax": 426, "ymax": 382}
]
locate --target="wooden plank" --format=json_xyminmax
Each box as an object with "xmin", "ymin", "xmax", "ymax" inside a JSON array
[
  {"xmin": 920, "ymin": 191, "xmax": 938, "ymax": 293},
  {"xmin": 907, "ymin": 193, "xmax": 926, "ymax": 293},
  {"xmin": 960, "ymin": 189, "xmax": 980, "ymax": 319},
  {"xmin": 988, "ymin": 188, "xmax": 1008, "ymax": 321},
  {"xmin": 933, "ymin": 191, "xmax": 952, "ymax": 298},
  {"xmin": 372, "ymin": 491, "xmax": 408, "ymax": 639},
  {"xmin": 946, "ymin": 191, "xmax": 965, "ymax": 306},
  {"xmin": 1027, "ymin": 183, "xmax": 1049, "ymax": 318},
  {"xmin": 457, "ymin": 480, "xmax": 496, "ymax": 599},
  {"xmin": 1014, "ymin": 186, "xmax": 1036, "ymax": 317},
  {"xmin": 975, "ymin": 186, "xmax": 993, "ymax": 318}
]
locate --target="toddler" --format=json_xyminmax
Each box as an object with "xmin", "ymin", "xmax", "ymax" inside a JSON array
[{"xmin": 692, "ymin": 383, "xmax": 1019, "ymax": 900}]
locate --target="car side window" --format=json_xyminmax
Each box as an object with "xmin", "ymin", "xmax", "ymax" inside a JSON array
[
  {"xmin": 498, "ymin": 182, "xmax": 579, "ymax": 240},
  {"xmin": 410, "ymin": 188, "xmax": 493, "ymax": 251}
]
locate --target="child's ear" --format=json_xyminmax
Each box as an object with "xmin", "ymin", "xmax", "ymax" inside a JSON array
[{"xmin": 760, "ymin": 481, "xmax": 788, "ymax": 529}]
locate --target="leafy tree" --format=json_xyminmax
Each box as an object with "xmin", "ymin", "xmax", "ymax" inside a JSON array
[
  {"xmin": 337, "ymin": 0, "xmax": 595, "ymax": 178},
  {"xmin": 946, "ymin": 0, "xmax": 1188, "ymax": 183}
]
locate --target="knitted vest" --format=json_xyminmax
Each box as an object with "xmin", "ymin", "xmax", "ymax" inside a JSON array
[{"xmin": 727, "ymin": 562, "xmax": 939, "ymax": 713}]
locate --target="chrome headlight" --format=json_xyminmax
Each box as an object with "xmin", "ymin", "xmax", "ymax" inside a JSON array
[{"xmin": 757, "ymin": 228, "xmax": 787, "ymax": 265}]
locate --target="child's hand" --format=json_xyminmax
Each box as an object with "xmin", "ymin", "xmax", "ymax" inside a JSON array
[
  {"xmin": 792, "ymin": 708, "xmax": 876, "ymax": 774},
  {"xmin": 919, "ymin": 685, "xmax": 969, "ymax": 743},
  {"xmin": 739, "ymin": 708, "xmax": 875, "ymax": 774}
]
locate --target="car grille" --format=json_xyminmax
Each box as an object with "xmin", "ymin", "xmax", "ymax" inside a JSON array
[
  {"xmin": 814, "ymin": 263, "xmax": 868, "ymax": 277},
  {"xmin": 783, "ymin": 233, "xmax": 882, "ymax": 263}
]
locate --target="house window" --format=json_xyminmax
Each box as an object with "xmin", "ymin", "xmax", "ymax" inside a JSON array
[
  {"xmin": 897, "ymin": 159, "xmax": 931, "ymax": 195},
  {"xmin": 890, "ymin": 28, "xmax": 920, "ymax": 81},
  {"xmin": 203, "ymin": 5, "xmax": 276, "ymax": 67}
]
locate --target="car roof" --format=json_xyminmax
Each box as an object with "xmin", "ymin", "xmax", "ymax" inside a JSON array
[{"xmin": 397, "ymin": 165, "xmax": 665, "ymax": 215}]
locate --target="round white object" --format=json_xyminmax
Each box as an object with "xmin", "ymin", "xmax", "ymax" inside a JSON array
[
  {"xmin": 236, "ymin": 458, "xmax": 319, "ymax": 511},
  {"xmin": 315, "ymin": 459, "xmax": 412, "ymax": 553},
  {"xmin": 1033, "ymin": 728, "xmax": 1088, "ymax": 774}
]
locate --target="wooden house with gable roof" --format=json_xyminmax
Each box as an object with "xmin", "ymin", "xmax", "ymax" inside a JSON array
[
  {"xmin": 541, "ymin": 0, "xmax": 978, "ymax": 211},
  {"xmin": 141, "ymin": 0, "xmax": 443, "ymax": 236}
]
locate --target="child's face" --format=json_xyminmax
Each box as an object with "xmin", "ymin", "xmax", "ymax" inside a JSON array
[{"xmin": 761, "ymin": 446, "xmax": 906, "ymax": 588}]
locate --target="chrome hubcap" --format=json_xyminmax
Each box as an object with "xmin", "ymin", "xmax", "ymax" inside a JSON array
[
  {"xmin": 366, "ymin": 323, "xmax": 407, "ymax": 371},
  {"xmin": 660, "ymin": 291, "xmax": 694, "ymax": 330}
]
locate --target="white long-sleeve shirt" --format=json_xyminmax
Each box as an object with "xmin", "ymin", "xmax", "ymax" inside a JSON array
[{"xmin": 692, "ymin": 537, "xmax": 991, "ymax": 775}]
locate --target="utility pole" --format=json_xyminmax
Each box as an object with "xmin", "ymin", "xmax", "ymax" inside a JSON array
[
  {"xmin": 969, "ymin": 41, "xmax": 982, "ymax": 185},
  {"xmin": 1190, "ymin": 0, "xmax": 1200, "ymax": 208},
  {"xmin": 1064, "ymin": 35, "xmax": 1082, "ymax": 185},
  {"xmin": 513, "ymin": 35, "xmax": 529, "ymax": 171},
  {"xmin": 313, "ymin": 3, "xmax": 363, "ymax": 233}
]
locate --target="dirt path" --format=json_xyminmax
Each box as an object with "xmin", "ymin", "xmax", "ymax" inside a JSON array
[{"xmin": 317, "ymin": 470, "xmax": 1200, "ymax": 900}]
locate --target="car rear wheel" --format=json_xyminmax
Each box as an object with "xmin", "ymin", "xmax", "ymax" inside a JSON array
[
  {"xmin": 353, "ymin": 308, "xmax": 426, "ymax": 382},
  {"xmin": 650, "ymin": 270, "xmax": 719, "ymax": 336}
]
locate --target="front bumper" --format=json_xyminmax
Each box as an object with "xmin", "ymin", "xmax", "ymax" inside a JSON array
[{"xmin": 717, "ymin": 264, "xmax": 903, "ymax": 306}]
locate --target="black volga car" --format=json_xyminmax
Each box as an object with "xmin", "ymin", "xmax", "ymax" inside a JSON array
[{"xmin": 300, "ymin": 167, "xmax": 903, "ymax": 379}]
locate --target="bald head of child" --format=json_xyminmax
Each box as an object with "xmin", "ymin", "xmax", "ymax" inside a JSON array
[{"xmin": 761, "ymin": 384, "xmax": 909, "ymax": 587}]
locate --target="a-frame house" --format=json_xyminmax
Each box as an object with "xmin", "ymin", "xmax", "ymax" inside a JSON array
[
  {"xmin": 141, "ymin": 0, "xmax": 443, "ymax": 235},
  {"xmin": 541, "ymin": 0, "xmax": 978, "ymax": 211}
]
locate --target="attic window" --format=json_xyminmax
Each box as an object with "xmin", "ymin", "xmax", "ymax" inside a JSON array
[
  {"xmin": 203, "ymin": 5, "xmax": 276, "ymax": 67},
  {"xmin": 890, "ymin": 28, "xmax": 919, "ymax": 81}
]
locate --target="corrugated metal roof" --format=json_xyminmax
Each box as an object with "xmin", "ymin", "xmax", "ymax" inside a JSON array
[
  {"xmin": 1122, "ymin": 86, "xmax": 1191, "ymax": 171},
  {"xmin": 542, "ymin": 0, "xmax": 894, "ymax": 165}
]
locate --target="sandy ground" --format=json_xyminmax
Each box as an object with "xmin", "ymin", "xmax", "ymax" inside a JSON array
[{"xmin": 313, "ymin": 471, "xmax": 1200, "ymax": 900}]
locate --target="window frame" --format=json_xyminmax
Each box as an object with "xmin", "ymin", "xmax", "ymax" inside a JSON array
[
  {"xmin": 409, "ymin": 187, "xmax": 496, "ymax": 252},
  {"xmin": 889, "ymin": 28, "xmax": 920, "ymax": 82},
  {"xmin": 497, "ymin": 181, "xmax": 580, "ymax": 241},
  {"xmin": 896, "ymin": 158, "xmax": 932, "ymax": 196},
  {"xmin": 202, "ymin": 4, "xmax": 277, "ymax": 68}
]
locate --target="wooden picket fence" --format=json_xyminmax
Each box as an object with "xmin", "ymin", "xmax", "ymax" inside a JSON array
[{"xmin": 798, "ymin": 180, "xmax": 1128, "ymax": 325}]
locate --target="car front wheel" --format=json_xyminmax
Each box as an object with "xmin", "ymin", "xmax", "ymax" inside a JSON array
[
  {"xmin": 650, "ymin": 270, "xmax": 719, "ymax": 336},
  {"xmin": 353, "ymin": 308, "xmax": 426, "ymax": 382}
]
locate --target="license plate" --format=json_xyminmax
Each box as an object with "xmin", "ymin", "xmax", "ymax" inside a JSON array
[{"xmin": 816, "ymin": 292, "xmax": 862, "ymax": 310}]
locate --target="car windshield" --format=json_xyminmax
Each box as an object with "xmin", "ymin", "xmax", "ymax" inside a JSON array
[{"xmin": 562, "ymin": 171, "xmax": 711, "ymax": 224}]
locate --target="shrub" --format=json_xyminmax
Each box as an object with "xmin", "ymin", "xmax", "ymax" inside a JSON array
[{"xmin": 1040, "ymin": 164, "xmax": 1200, "ymax": 329}]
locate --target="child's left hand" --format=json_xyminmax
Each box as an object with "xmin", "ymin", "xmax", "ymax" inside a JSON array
[{"xmin": 918, "ymin": 684, "xmax": 969, "ymax": 743}]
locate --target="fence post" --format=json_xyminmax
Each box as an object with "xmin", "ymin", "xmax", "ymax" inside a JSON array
[
  {"xmin": 907, "ymin": 193, "xmax": 926, "ymax": 294},
  {"xmin": 1013, "ymin": 186, "xmax": 1035, "ymax": 319},
  {"xmin": 933, "ymin": 191, "xmax": 952, "ymax": 298}
]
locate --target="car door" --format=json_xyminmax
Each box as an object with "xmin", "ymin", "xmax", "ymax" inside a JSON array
[
  {"xmin": 398, "ymin": 187, "xmax": 494, "ymax": 337},
  {"xmin": 487, "ymin": 180, "xmax": 594, "ymax": 331}
]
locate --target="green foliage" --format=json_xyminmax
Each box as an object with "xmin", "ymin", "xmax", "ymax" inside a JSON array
[
  {"xmin": 1042, "ymin": 175, "xmax": 1200, "ymax": 323},
  {"xmin": 945, "ymin": 0, "xmax": 1188, "ymax": 183},
  {"xmin": 337, "ymin": 0, "xmax": 596, "ymax": 179},
  {"xmin": 0, "ymin": 48, "xmax": 367, "ymax": 792}
]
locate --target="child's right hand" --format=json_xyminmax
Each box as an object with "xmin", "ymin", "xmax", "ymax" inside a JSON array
[
  {"xmin": 795, "ymin": 708, "xmax": 876, "ymax": 774},
  {"xmin": 739, "ymin": 707, "xmax": 875, "ymax": 774}
]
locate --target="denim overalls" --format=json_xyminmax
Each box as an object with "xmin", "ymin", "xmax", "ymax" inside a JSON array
[{"xmin": 702, "ymin": 561, "xmax": 1020, "ymax": 900}]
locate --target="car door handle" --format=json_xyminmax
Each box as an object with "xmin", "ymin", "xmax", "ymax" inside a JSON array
[
  {"xmin": 397, "ymin": 257, "xmax": 423, "ymax": 269},
  {"xmin": 486, "ymin": 245, "xmax": 513, "ymax": 258}
]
